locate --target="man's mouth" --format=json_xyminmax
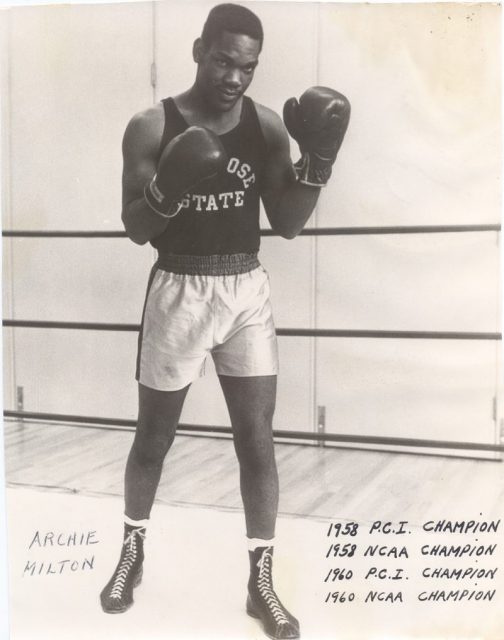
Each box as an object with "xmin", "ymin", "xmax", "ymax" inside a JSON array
[{"xmin": 217, "ymin": 87, "xmax": 241, "ymax": 100}]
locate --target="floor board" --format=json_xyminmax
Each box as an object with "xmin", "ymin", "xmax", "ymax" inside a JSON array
[{"xmin": 4, "ymin": 420, "xmax": 504, "ymax": 525}]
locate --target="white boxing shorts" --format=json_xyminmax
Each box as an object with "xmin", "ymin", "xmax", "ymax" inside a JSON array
[{"xmin": 136, "ymin": 253, "xmax": 279, "ymax": 391}]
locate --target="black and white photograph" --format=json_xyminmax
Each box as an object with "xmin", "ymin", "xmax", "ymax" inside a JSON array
[{"xmin": 1, "ymin": 0, "xmax": 503, "ymax": 638}]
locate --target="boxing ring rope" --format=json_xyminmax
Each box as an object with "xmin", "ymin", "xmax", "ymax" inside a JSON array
[
  {"xmin": 2, "ymin": 223, "xmax": 501, "ymax": 238},
  {"xmin": 3, "ymin": 223, "xmax": 502, "ymax": 452},
  {"xmin": 4, "ymin": 409, "xmax": 504, "ymax": 453},
  {"xmin": 2, "ymin": 320, "xmax": 501, "ymax": 342}
]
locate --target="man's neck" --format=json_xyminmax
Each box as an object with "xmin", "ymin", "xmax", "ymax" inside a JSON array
[{"xmin": 173, "ymin": 86, "xmax": 243, "ymax": 135}]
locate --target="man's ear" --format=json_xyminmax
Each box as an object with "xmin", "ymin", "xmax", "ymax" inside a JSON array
[{"xmin": 193, "ymin": 38, "xmax": 205, "ymax": 64}]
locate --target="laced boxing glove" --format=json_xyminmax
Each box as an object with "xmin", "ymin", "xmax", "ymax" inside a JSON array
[
  {"xmin": 144, "ymin": 126, "xmax": 228, "ymax": 217},
  {"xmin": 283, "ymin": 86, "xmax": 350, "ymax": 187}
]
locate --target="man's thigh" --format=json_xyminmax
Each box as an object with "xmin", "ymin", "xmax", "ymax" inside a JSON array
[
  {"xmin": 137, "ymin": 382, "xmax": 190, "ymax": 434},
  {"xmin": 219, "ymin": 375, "xmax": 277, "ymax": 432}
]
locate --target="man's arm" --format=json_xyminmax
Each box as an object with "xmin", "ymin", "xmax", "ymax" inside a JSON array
[
  {"xmin": 258, "ymin": 87, "xmax": 350, "ymax": 240},
  {"xmin": 121, "ymin": 106, "xmax": 170, "ymax": 245},
  {"xmin": 122, "ymin": 106, "xmax": 228, "ymax": 246},
  {"xmin": 257, "ymin": 104, "xmax": 320, "ymax": 240}
]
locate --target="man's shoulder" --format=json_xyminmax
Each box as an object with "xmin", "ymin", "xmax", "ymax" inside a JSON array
[
  {"xmin": 253, "ymin": 101, "xmax": 282, "ymax": 132},
  {"xmin": 126, "ymin": 103, "xmax": 165, "ymax": 136},
  {"xmin": 252, "ymin": 100, "xmax": 288, "ymax": 150},
  {"xmin": 123, "ymin": 103, "xmax": 165, "ymax": 156}
]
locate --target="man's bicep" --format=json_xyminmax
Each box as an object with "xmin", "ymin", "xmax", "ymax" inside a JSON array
[
  {"xmin": 260, "ymin": 129, "xmax": 296, "ymax": 216},
  {"xmin": 122, "ymin": 157, "xmax": 157, "ymax": 208},
  {"xmin": 121, "ymin": 112, "xmax": 161, "ymax": 207},
  {"xmin": 261, "ymin": 139, "xmax": 296, "ymax": 217}
]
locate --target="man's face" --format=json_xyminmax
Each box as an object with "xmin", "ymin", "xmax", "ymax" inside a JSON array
[{"xmin": 194, "ymin": 30, "xmax": 261, "ymax": 112}]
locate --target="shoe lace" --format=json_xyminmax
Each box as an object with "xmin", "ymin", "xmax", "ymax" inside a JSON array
[
  {"xmin": 256, "ymin": 548, "xmax": 289, "ymax": 626},
  {"xmin": 109, "ymin": 528, "xmax": 145, "ymax": 599}
]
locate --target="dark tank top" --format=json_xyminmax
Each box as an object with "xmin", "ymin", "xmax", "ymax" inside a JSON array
[{"xmin": 151, "ymin": 97, "xmax": 268, "ymax": 256}]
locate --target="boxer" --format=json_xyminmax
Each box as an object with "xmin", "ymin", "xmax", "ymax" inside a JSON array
[{"xmin": 100, "ymin": 4, "xmax": 350, "ymax": 638}]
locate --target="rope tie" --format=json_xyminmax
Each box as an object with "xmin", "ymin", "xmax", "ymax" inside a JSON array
[
  {"xmin": 256, "ymin": 548, "xmax": 289, "ymax": 626},
  {"xmin": 109, "ymin": 528, "xmax": 145, "ymax": 599}
]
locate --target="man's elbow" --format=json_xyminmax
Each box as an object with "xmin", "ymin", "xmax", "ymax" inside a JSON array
[
  {"xmin": 271, "ymin": 221, "xmax": 302, "ymax": 240},
  {"xmin": 267, "ymin": 209, "xmax": 305, "ymax": 240},
  {"xmin": 121, "ymin": 212, "xmax": 150, "ymax": 245},
  {"xmin": 128, "ymin": 232, "xmax": 150, "ymax": 246},
  {"xmin": 279, "ymin": 228, "xmax": 300, "ymax": 240}
]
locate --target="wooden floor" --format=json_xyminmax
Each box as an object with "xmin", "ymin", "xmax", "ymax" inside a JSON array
[{"xmin": 4, "ymin": 420, "xmax": 504, "ymax": 525}]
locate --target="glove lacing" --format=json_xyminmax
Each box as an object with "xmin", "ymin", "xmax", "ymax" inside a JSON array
[
  {"xmin": 256, "ymin": 548, "xmax": 289, "ymax": 626},
  {"xmin": 109, "ymin": 528, "xmax": 145, "ymax": 600}
]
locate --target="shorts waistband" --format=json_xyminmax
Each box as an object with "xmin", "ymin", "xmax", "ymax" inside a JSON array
[{"xmin": 156, "ymin": 252, "xmax": 260, "ymax": 276}]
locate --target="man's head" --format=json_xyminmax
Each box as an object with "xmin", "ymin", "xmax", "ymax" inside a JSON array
[
  {"xmin": 201, "ymin": 3, "xmax": 263, "ymax": 51},
  {"xmin": 193, "ymin": 4, "xmax": 263, "ymax": 112}
]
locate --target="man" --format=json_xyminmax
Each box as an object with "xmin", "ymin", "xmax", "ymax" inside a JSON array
[{"xmin": 100, "ymin": 4, "xmax": 350, "ymax": 639}]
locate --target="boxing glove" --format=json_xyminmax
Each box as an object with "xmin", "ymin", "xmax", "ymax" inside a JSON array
[
  {"xmin": 144, "ymin": 126, "xmax": 227, "ymax": 217},
  {"xmin": 283, "ymin": 86, "xmax": 350, "ymax": 187}
]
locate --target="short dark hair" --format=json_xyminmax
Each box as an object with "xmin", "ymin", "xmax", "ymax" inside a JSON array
[{"xmin": 201, "ymin": 4, "xmax": 264, "ymax": 50}]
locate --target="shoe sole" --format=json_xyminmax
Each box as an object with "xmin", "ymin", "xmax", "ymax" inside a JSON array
[
  {"xmin": 246, "ymin": 595, "xmax": 300, "ymax": 639},
  {"xmin": 101, "ymin": 567, "xmax": 143, "ymax": 614}
]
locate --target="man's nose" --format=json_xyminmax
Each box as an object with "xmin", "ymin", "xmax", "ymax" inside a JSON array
[{"xmin": 223, "ymin": 68, "xmax": 241, "ymax": 86}]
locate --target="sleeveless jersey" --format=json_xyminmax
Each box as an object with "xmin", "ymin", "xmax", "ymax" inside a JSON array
[{"xmin": 151, "ymin": 97, "xmax": 268, "ymax": 256}]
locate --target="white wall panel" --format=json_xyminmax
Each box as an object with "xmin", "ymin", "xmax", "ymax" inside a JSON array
[
  {"xmin": 13, "ymin": 329, "xmax": 138, "ymax": 420},
  {"xmin": 241, "ymin": 1, "xmax": 318, "ymax": 117},
  {"xmin": 5, "ymin": 3, "xmax": 154, "ymax": 419},
  {"xmin": 316, "ymin": 232, "xmax": 500, "ymax": 333},
  {"xmin": 2, "ymin": 11, "xmax": 15, "ymax": 411},
  {"xmin": 312, "ymin": 3, "xmax": 501, "ymax": 454},
  {"xmin": 317, "ymin": 3, "xmax": 501, "ymax": 228},
  {"xmin": 260, "ymin": 236, "xmax": 313, "ymax": 329},
  {"xmin": 2, "ymin": 241, "xmax": 15, "ymax": 411},
  {"xmin": 10, "ymin": 238, "xmax": 153, "ymax": 323},
  {"xmin": 9, "ymin": 3, "xmax": 153, "ymax": 231},
  {"xmin": 315, "ymin": 230, "xmax": 500, "ymax": 451},
  {"xmin": 275, "ymin": 337, "xmax": 313, "ymax": 431},
  {"xmin": 316, "ymin": 339, "xmax": 496, "ymax": 443},
  {"xmin": 153, "ymin": 0, "xmax": 205, "ymax": 101}
]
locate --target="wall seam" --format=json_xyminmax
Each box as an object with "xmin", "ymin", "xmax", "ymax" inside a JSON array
[
  {"xmin": 4, "ymin": 10, "xmax": 18, "ymax": 410},
  {"xmin": 151, "ymin": 1, "xmax": 157, "ymax": 267},
  {"xmin": 310, "ymin": 3, "xmax": 322, "ymax": 438}
]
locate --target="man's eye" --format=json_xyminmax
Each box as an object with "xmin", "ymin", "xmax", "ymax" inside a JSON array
[{"xmin": 216, "ymin": 59, "xmax": 228, "ymax": 67}]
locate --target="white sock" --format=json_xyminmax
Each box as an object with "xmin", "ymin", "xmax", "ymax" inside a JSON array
[
  {"xmin": 124, "ymin": 515, "xmax": 150, "ymax": 528},
  {"xmin": 247, "ymin": 537, "xmax": 275, "ymax": 551}
]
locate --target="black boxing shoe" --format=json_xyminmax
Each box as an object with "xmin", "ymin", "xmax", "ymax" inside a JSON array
[
  {"xmin": 100, "ymin": 523, "xmax": 145, "ymax": 614},
  {"xmin": 247, "ymin": 546, "xmax": 300, "ymax": 639}
]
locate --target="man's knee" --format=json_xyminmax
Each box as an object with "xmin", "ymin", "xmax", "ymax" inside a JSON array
[
  {"xmin": 131, "ymin": 382, "xmax": 189, "ymax": 466},
  {"xmin": 234, "ymin": 421, "xmax": 276, "ymax": 471},
  {"xmin": 232, "ymin": 396, "xmax": 276, "ymax": 438},
  {"xmin": 131, "ymin": 429, "xmax": 175, "ymax": 467}
]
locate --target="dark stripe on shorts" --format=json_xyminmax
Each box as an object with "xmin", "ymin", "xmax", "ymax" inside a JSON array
[{"xmin": 135, "ymin": 263, "xmax": 160, "ymax": 383}]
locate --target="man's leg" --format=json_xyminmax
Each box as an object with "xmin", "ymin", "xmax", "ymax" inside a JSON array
[
  {"xmin": 125, "ymin": 382, "xmax": 190, "ymax": 519},
  {"xmin": 101, "ymin": 382, "xmax": 189, "ymax": 613},
  {"xmin": 219, "ymin": 374, "xmax": 299, "ymax": 640},
  {"xmin": 219, "ymin": 374, "xmax": 278, "ymax": 538}
]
